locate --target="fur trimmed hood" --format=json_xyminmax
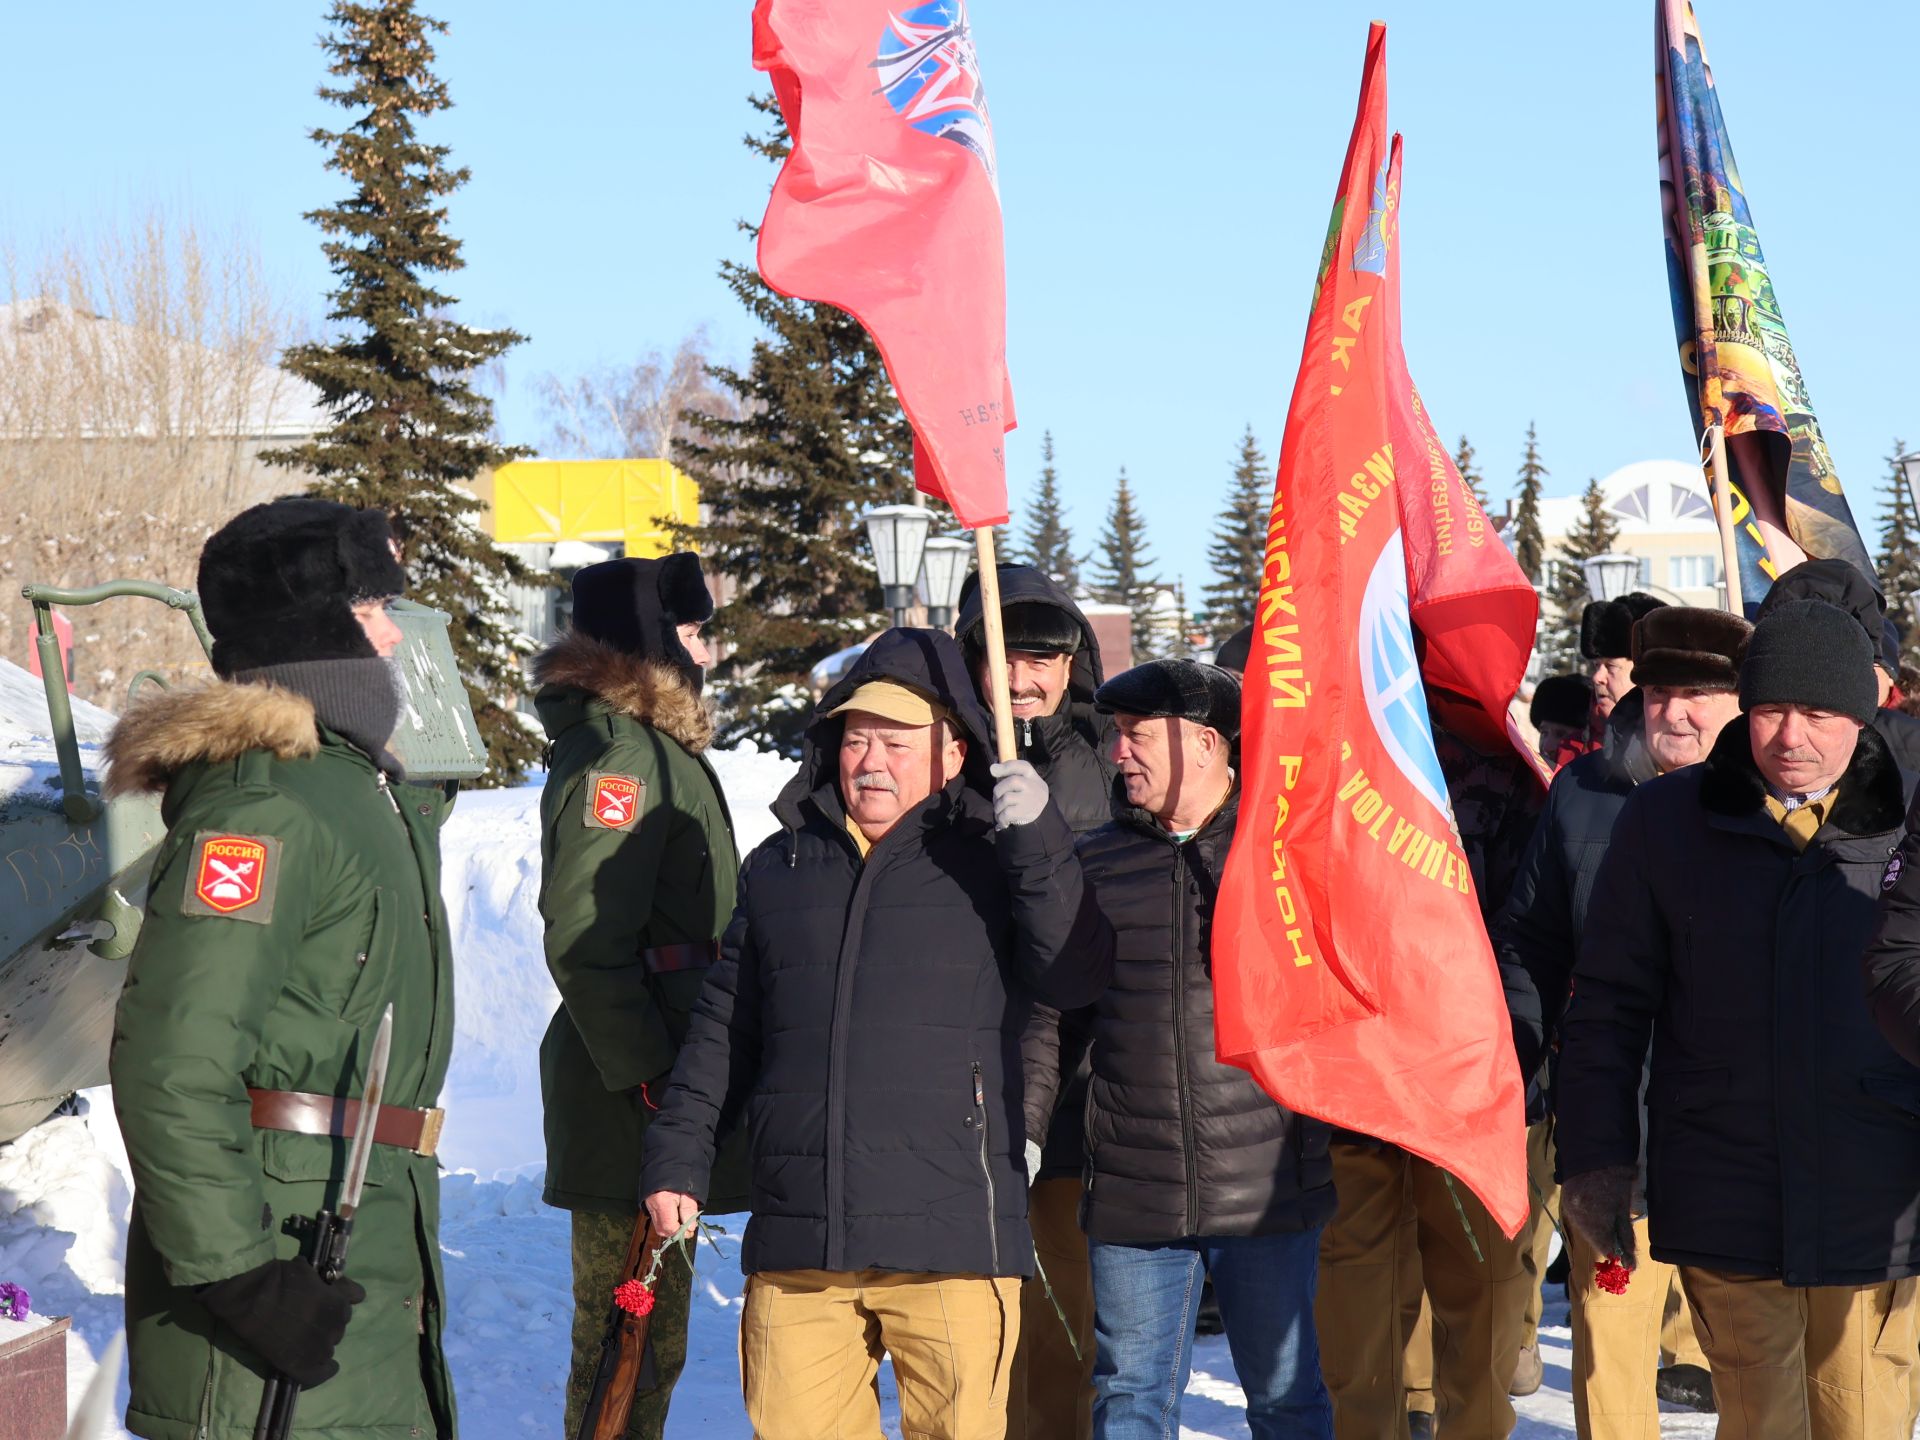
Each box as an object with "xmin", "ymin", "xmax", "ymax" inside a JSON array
[
  {"xmin": 103, "ymin": 681, "xmax": 321, "ymax": 798},
  {"xmin": 1700, "ymin": 713, "xmax": 1907, "ymax": 837},
  {"xmin": 530, "ymin": 630, "xmax": 715, "ymax": 753}
]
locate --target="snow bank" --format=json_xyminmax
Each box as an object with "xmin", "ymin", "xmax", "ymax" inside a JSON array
[{"xmin": 0, "ymin": 658, "xmax": 116, "ymax": 816}]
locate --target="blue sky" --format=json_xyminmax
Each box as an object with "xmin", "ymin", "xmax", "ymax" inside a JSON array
[{"xmin": 5, "ymin": 3, "xmax": 1914, "ymax": 595}]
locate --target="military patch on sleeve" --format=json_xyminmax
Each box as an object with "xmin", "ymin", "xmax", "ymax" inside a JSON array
[
  {"xmin": 585, "ymin": 772, "xmax": 645, "ymax": 831},
  {"xmin": 181, "ymin": 832, "xmax": 282, "ymax": 924},
  {"xmin": 1886, "ymin": 852, "xmax": 1905, "ymax": 893}
]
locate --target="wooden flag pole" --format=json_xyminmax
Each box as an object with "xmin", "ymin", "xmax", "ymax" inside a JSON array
[
  {"xmin": 1705, "ymin": 423, "xmax": 1746, "ymax": 616},
  {"xmin": 973, "ymin": 526, "xmax": 1018, "ymax": 763}
]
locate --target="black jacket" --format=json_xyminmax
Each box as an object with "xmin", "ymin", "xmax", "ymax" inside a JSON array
[
  {"xmin": 1026, "ymin": 785, "xmax": 1336, "ymax": 1243},
  {"xmin": 1874, "ymin": 707, "xmax": 1920, "ymax": 775},
  {"xmin": 959, "ymin": 564, "xmax": 1117, "ymax": 1179},
  {"xmin": 1496, "ymin": 691, "xmax": 1657, "ymax": 1109},
  {"xmin": 640, "ymin": 629, "xmax": 1115, "ymax": 1278},
  {"xmin": 1556, "ymin": 718, "xmax": 1920, "ymax": 1285}
]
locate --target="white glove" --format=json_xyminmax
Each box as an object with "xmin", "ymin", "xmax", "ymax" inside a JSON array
[
  {"xmin": 1024, "ymin": 1140, "xmax": 1044, "ymax": 1186},
  {"xmin": 990, "ymin": 760, "xmax": 1050, "ymax": 831}
]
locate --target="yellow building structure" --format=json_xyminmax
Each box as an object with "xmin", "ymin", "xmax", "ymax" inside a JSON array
[{"xmin": 479, "ymin": 458, "xmax": 700, "ymax": 558}]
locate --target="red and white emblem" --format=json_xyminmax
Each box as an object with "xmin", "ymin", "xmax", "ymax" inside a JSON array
[
  {"xmin": 591, "ymin": 775, "xmax": 641, "ymax": 830},
  {"xmin": 194, "ymin": 835, "xmax": 269, "ymax": 913}
]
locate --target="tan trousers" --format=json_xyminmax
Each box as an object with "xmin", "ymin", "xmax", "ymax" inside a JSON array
[
  {"xmin": 740, "ymin": 1269, "xmax": 1022, "ymax": 1440},
  {"xmin": 1317, "ymin": 1142, "xmax": 1530, "ymax": 1438},
  {"xmin": 1678, "ymin": 1267, "xmax": 1917, "ymax": 1440},
  {"xmin": 1520, "ymin": 1121, "xmax": 1560, "ymax": 1355},
  {"xmin": 1662, "ymin": 1272, "xmax": 1709, "ymax": 1370},
  {"xmin": 1567, "ymin": 1218, "xmax": 1673, "ymax": 1440},
  {"xmin": 1006, "ymin": 1177, "xmax": 1095, "ymax": 1440},
  {"xmin": 1402, "ymin": 1235, "xmax": 1435, "ymax": 1417}
]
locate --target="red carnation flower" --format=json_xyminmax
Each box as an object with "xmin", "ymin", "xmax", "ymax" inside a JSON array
[
  {"xmin": 613, "ymin": 1279, "xmax": 656, "ymax": 1316},
  {"xmin": 1593, "ymin": 1255, "xmax": 1632, "ymax": 1295}
]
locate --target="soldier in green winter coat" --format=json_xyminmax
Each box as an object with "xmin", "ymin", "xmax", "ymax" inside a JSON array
[
  {"xmin": 532, "ymin": 553, "xmax": 748, "ymax": 1440},
  {"xmin": 105, "ymin": 498, "xmax": 457, "ymax": 1440}
]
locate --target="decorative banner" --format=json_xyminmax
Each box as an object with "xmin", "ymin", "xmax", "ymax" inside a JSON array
[
  {"xmin": 754, "ymin": 0, "xmax": 1015, "ymax": 528},
  {"xmin": 1212, "ymin": 22, "xmax": 1529, "ymax": 1238},
  {"xmin": 1658, "ymin": 0, "xmax": 1871, "ymax": 607}
]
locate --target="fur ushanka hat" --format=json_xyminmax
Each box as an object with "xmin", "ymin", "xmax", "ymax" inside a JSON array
[{"xmin": 1579, "ymin": 592, "xmax": 1667, "ymax": 662}]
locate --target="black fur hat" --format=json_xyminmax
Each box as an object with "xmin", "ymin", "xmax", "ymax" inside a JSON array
[
  {"xmin": 196, "ymin": 497, "xmax": 406, "ymax": 678},
  {"xmin": 571, "ymin": 553, "xmax": 714, "ymax": 682},
  {"xmin": 1095, "ymin": 659, "xmax": 1241, "ymax": 741},
  {"xmin": 1580, "ymin": 592, "xmax": 1667, "ymax": 661},
  {"xmin": 1214, "ymin": 624, "xmax": 1254, "ymax": 677},
  {"xmin": 1529, "ymin": 673, "xmax": 1594, "ymax": 731},
  {"xmin": 996, "ymin": 602, "xmax": 1082, "ymax": 655},
  {"xmin": 1630, "ymin": 606, "xmax": 1751, "ymax": 690}
]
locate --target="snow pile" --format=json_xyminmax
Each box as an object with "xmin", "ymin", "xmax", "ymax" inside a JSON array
[
  {"xmin": 0, "ymin": 658, "xmax": 116, "ymax": 815},
  {"xmin": 0, "ymin": 737, "xmax": 1667, "ymax": 1437}
]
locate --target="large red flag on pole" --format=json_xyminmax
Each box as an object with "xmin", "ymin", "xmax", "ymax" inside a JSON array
[
  {"xmin": 1212, "ymin": 23, "xmax": 1533, "ymax": 1237},
  {"xmin": 753, "ymin": 0, "xmax": 1015, "ymax": 530}
]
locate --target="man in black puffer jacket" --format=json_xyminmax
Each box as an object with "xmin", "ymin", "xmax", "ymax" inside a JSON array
[
  {"xmin": 1558, "ymin": 600, "xmax": 1920, "ymax": 1437},
  {"xmin": 1027, "ymin": 659, "xmax": 1336, "ymax": 1440},
  {"xmin": 959, "ymin": 563, "xmax": 1114, "ymax": 1440},
  {"xmin": 641, "ymin": 627, "xmax": 1114, "ymax": 1440}
]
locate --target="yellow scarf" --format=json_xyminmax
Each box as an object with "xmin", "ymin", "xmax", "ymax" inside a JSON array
[
  {"xmin": 1763, "ymin": 790, "xmax": 1835, "ymax": 853},
  {"xmin": 845, "ymin": 813, "xmax": 873, "ymax": 860}
]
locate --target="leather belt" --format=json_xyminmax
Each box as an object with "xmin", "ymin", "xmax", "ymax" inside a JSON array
[
  {"xmin": 248, "ymin": 1088, "xmax": 446, "ymax": 1158},
  {"xmin": 642, "ymin": 940, "xmax": 720, "ymax": 974}
]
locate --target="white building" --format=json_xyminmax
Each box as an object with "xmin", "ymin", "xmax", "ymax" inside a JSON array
[{"xmin": 1507, "ymin": 458, "xmax": 1725, "ymax": 608}]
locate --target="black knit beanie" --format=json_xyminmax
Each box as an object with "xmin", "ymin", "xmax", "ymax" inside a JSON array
[
  {"xmin": 570, "ymin": 553, "xmax": 715, "ymax": 690},
  {"xmin": 197, "ymin": 498, "xmax": 406, "ymax": 677},
  {"xmin": 1739, "ymin": 598, "xmax": 1878, "ymax": 725}
]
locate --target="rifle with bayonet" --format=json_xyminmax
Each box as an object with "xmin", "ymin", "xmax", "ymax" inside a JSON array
[
  {"xmin": 574, "ymin": 1210, "xmax": 671, "ymax": 1440},
  {"xmin": 253, "ymin": 1004, "xmax": 393, "ymax": 1440}
]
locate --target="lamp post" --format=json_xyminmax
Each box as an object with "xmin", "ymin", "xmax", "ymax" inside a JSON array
[
  {"xmin": 916, "ymin": 536, "xmax": 973, "ymax": 630},
  {"xmin": 1581, "ymin": 552, "xmax": 1642, "ymax": 602},
  {"xmin": 861, "ymin": 504, "xmax": 934, "ymax": 629},
  {"xmin": 1900, "ymin": 452, "xmax": 1920, "ymax": 518}
]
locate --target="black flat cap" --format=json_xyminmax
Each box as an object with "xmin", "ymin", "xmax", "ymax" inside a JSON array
[{"xmin": 1095, "ymin": 659, "xmax": 1241, "ymax": 740}]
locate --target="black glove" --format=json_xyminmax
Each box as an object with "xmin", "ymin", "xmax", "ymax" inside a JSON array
[
  {"xmin": 199, "ymin": 1258, "xmax": 366, "ymax": 1387},
  {"xmin": 1560, "ymin": 1164, "xmax": 1639, "ymax": 1270}
]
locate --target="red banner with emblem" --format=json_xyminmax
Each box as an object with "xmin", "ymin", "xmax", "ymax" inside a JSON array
[
  {"xmin": 753, "ymin": 0, "xmax": 1015, "ymax": 528},
  {"xmin": 1212, "ymin": 23, "xmax": 1530, "ymax": 1237}
]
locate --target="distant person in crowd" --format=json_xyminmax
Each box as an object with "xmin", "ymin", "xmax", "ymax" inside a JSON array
[
  {"xmin": 1499, "ymin": 606, "xmax": 1750, "ymax": 1434},
  {"xmin": 641, "ymin": 628, "xmax": 1113, "ymax": 1440},
  {"xmin": 1899, "ymin": 662, "xmax": 1920, "ymax": 720},
  {"xmin": 1582, "ymin": 593, "xmax": 1668, "ymax": 723},
  {"xmin": 1316, "ymin": 684, "xmax": 1543, "ymax": 1439},
  {"xmin": 1754, "ymin": 557, "xmax": 1920, "ymax": 772},
  {"xmin": 1214, "ymin": 622, "xmax": 1254, "ymax": 676},
  {"xmin": 957, "ymin": 563, "xmax": 1116, "ymax": 1440},
  {"xmin": 530, "ymin": 553, "xmax": 749, "ymax": 1439},
  {"xmin": 1530, "ymin": 673, "xmax": 1598, "ymax": 770},
  {"xmin": 1559, "ymin": 600, "xmax": 1920, "ymax": 1440},
  {"xmin": 1031, "ymin": 659, "xmax": 1334, "ymax": 1440}
]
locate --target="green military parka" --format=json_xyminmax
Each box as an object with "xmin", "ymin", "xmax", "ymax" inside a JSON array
[
  {"xmin": 105, "ymin": 681, "xmax": 456, "ymax": 1440},
  {"xmin": 532, "ymin": 632, "xmax": 747, "ymax": 1215}
]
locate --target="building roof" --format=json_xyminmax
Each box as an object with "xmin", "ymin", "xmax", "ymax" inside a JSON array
[{"xmin": 1530, "ymin": 458, "xmax": 1719, "ymax": 538}]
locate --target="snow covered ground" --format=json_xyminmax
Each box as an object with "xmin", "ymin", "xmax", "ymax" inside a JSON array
[{"xmin": 0, "ymin": 738, "xmax": 1715, "ymax": 1437}]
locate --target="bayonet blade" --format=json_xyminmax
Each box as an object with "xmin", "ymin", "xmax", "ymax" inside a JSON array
[{"xmin": 339, "ymin": 1005, "xmax": 393, "ymax": 1220}]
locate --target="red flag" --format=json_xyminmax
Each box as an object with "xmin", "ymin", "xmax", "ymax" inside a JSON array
[
  {"xmin": 753, "ymin": 0, "xmax": 1015, "ymax": 528},
  {"xmin": 1212, "ymin": 23, "xmax": 1533, "ymax": 1237}
]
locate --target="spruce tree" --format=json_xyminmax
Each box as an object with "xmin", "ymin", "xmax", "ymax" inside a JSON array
[
  {"xmin": 674, "ymin": 95, "xmax": 915, "ymax": 752},
  {"xmin": 1511, "ymin": 421, "xmax": 1548, "ymax": 585},
  {"xmin": 1019, "ymin": 430, "xmax": 1080, "ymax": 589},
  {"xmin": 1093, "ymin": 468, "xmax": 1161, "ymax": 659},
  {"xmin": 1454, "ymin": 433, "xmax": 1488, "ymax": 508},
  {"xmin": 264, "ymin": 0, "xmax": 534, "ymax": 783},
  {"xmin": 1545, "ymin": 476, "xmax": 1623, "ymax": 671},
  {"xmin": 1878, "ymin": 437, "xmax": 1920, "ymax": 665},
  {"xmin": 1204, "ymin": 425, "xmax": 1267, "ymax": 641}
]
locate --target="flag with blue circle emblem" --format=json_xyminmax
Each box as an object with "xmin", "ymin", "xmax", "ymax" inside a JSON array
[{"xmin": 1213, "ymin": 22, "xmax": 1540, "ymax": 1239}]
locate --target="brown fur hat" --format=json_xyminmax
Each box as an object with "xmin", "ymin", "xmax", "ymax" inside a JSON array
[{"xmin": 1630, "ymin": 606, "xmax": 1751, "ymax": 690}]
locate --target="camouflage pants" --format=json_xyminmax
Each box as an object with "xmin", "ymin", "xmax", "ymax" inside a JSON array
[{"xmin": 564, "ymin": 1210, "xmax": 694, "ymax": 1440}]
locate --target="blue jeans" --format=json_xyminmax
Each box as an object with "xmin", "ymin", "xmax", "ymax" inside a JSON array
[{"xmin": 1089, "ymin": 1230, "xmax": 1332, "ymax": 1440}]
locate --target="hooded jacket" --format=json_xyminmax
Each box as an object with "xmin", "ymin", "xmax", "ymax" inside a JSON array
[
  {"xmin": 105, "ymin": 681, "xmax": 456, "ymax": 1440},
  {"xmin": 1557, "ymin": 718, "xmax": 1920, "ymax": 1284},
  {"xmin": 1496, "ymin": 688, "xmax": 1658, "ymax": 1117},
  {"xmin": 1031, "ymin": 783, "xmax": 1336, "ymax": 1243},
  {"xmin": 957, "ymin": 566, "xmax": 1116, "ymax": 1181},
  {"xmin": 532, "ymin": 630, "xmax": 749, "ymax": 1215},
  {"xmin": 639, "ymin": 629, "xmax": 1115, "ymax": 1277}
]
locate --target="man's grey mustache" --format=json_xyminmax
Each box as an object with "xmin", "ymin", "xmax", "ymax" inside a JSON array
[{"xmin": 853, "ymin": 773, "xmax": 899, "ymax": 794}]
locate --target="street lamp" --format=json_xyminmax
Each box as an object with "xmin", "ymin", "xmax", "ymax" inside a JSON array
[
  {"xmin": 916, "ymin": 536, "xmax": 973, "ymax": 630},
  {"xmin": 861, "ymin": 504, "xmax": 934, "ymax": 629},
  {"xmin": 1581, "ymin": 552, "xmax": 1642, "ymax": 602},
  {"xmin": 1900, "ymin": 452, "xmax": 1920, "ymax": 517}
]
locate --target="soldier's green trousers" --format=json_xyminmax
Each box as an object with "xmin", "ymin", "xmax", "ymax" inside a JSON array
[{"xmin": 565, "ymin": 1210, "xmax": 694, "ymax": 1440}]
